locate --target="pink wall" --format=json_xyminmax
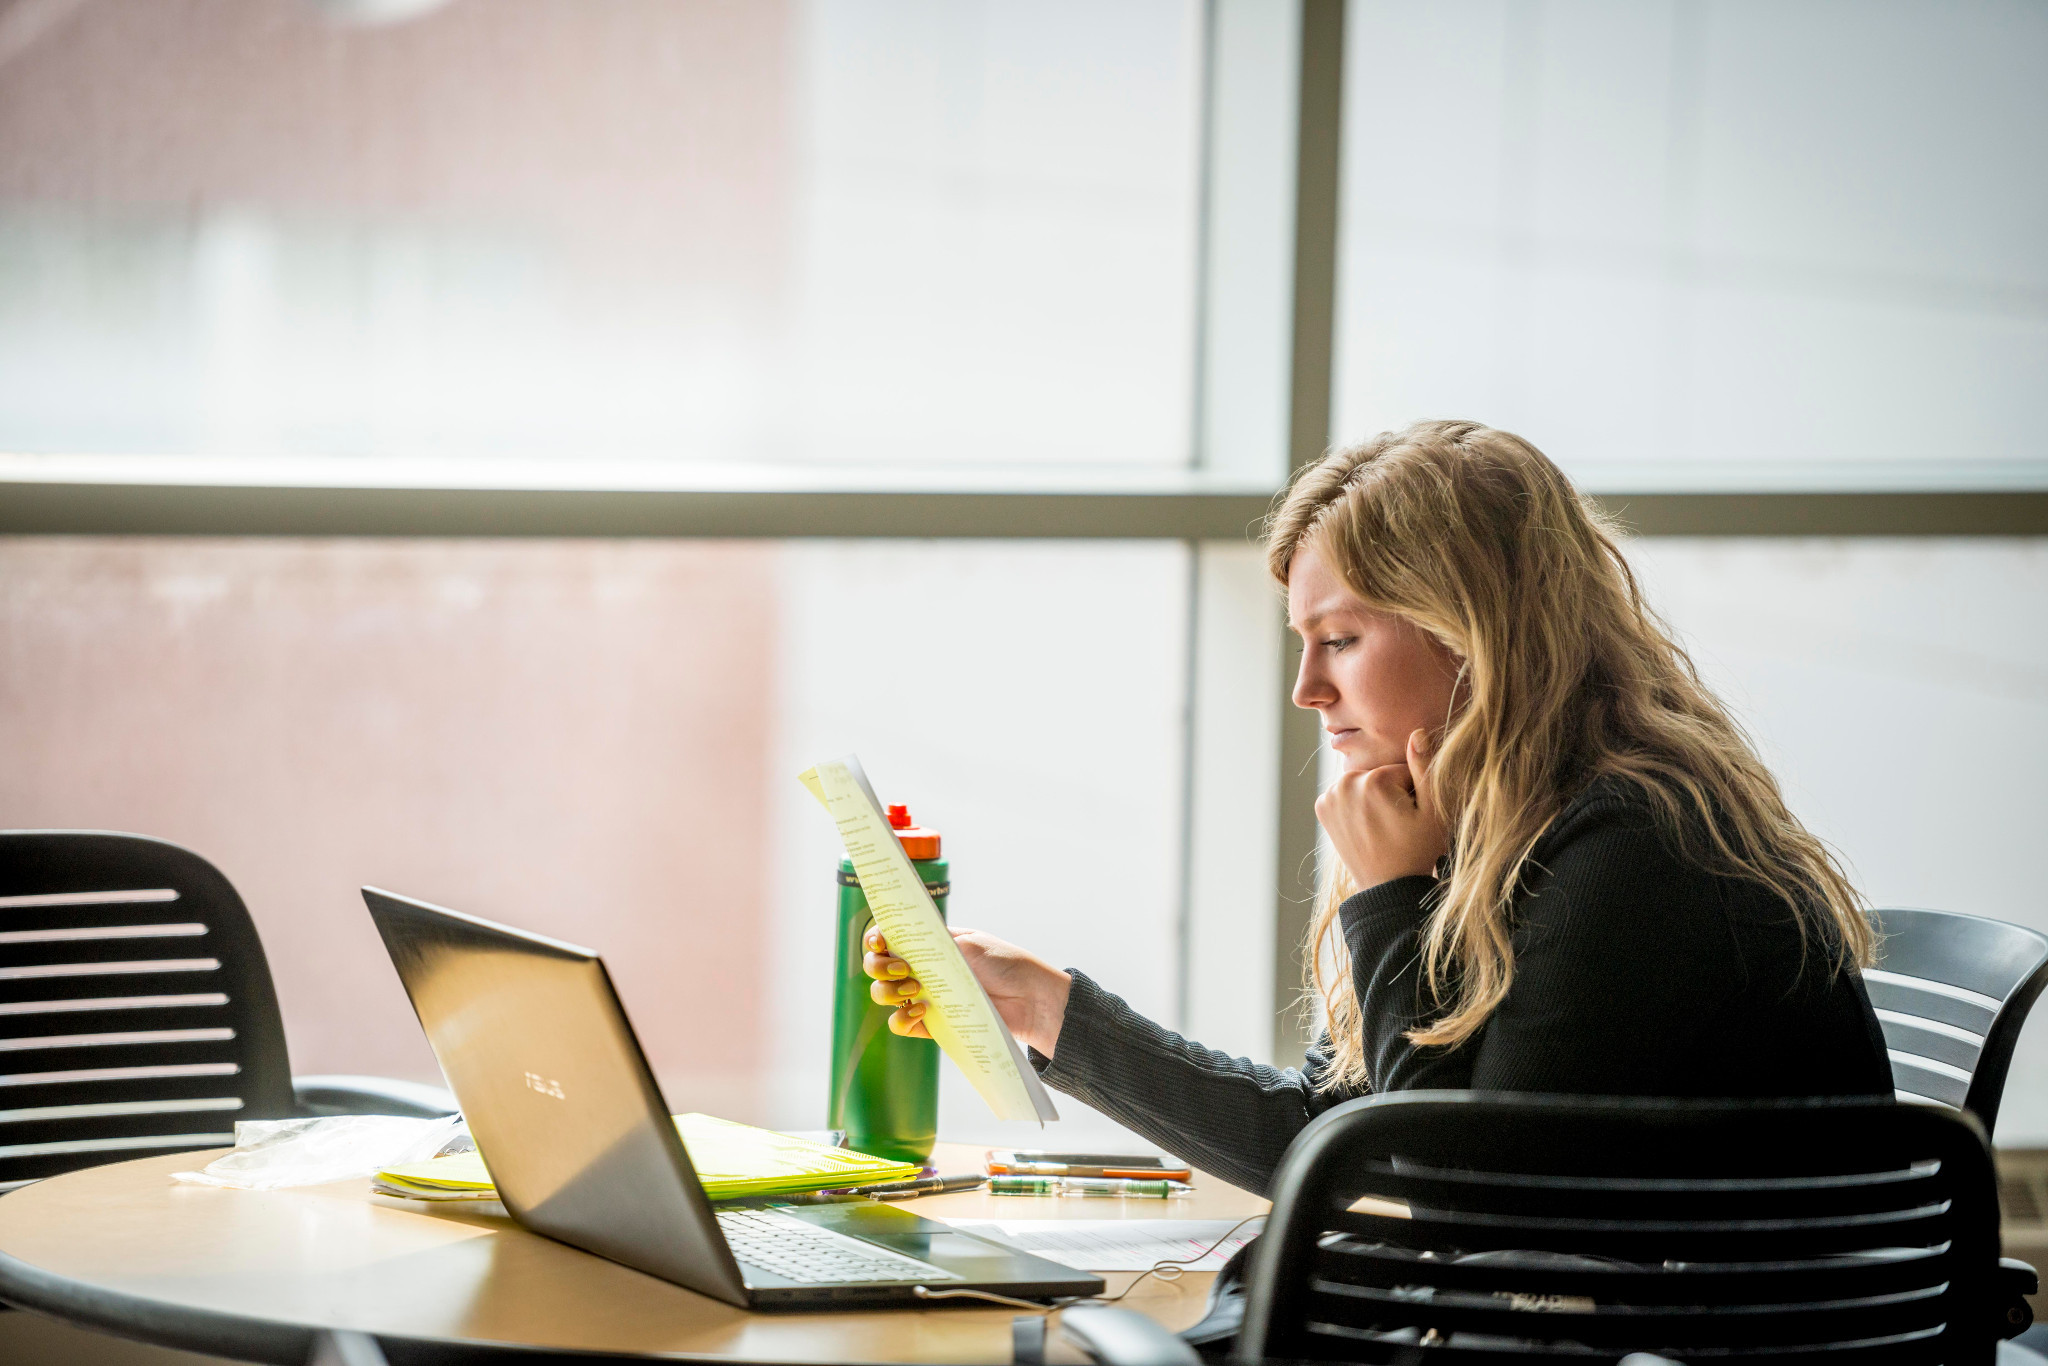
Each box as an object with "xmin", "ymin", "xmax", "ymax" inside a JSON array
[{"xmin": 0, "ymin": 537, "xmax": 779, "ymax": 1119}]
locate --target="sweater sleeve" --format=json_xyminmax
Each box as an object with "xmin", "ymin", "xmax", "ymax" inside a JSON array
[
  {"xmin": 1338, "ymin": 874, "xmax": 1474, "ymax": 1091},
  {"xmin": 1029, "ymin": 971, "xmax": 1360, "ymax": 1196}
]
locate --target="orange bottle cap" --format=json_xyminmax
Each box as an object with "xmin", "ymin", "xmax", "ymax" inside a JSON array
[{"xmin": 886, "ymin": 804, "xmax": 942, "ymax": 861}]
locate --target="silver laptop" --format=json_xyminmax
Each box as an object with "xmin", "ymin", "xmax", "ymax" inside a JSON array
[{"xmin": 360, "ymin": 886, "xmax": 1102, "ymax": 1309}]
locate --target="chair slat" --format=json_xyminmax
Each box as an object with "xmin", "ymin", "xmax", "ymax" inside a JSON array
[
  {"xmin": 1346, "ymin": 1160, "xmax": 1943, "ymax": 1222},
  {"xmin": 0, "ymin": 1026, "xmax": 236, "ymax": 1052},
  {"xmin": 1864, "ymin": 971, "xmax": 1999, "ymax": 1036},
  {"xmin": 1888, "ymin": 1053, "xmax": 1971, "ymax": 1108},
  {"xmin": 0, "ymin": 888, "xmax": 179, "ymax": 909},
  {"xmin": 1298, "ymin": 1316, "xmax": 1950, "ymax": 1366},
  {"xmin": 0, "ymin": 957, "xmax": 225, "ymax": 982},
  {"xmin": 1875, "ymin": 1010, "xmax": 1983, "ymax": 1073},
  {"xmin": 0, "ymin": 990, "xmax": 233, "ymax": 1015},
  {"xmin": 1303, "ymin": 1276, "xmax": 1949, "ymax": 1349},
  {"xmin": 1314, "ymin": 1235, "xmax": 1952, "ymax": 1306},
  {"xmin": 1354, "ymin": 1205, "xmax": 1954, "ymax": 1262}
]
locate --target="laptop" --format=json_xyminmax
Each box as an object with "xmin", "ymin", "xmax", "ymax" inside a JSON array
[{"xmin": 360, "ymin": 886, "xmax": 1103, "ymax": 1309}]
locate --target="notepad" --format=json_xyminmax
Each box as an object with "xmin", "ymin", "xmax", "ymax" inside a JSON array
[
  {"xmin": 374, "ymin": 1113, "xmax": 922, "ymax": 1201},
  {"xmin": 799, "ymin": 755, "xmax": 1058, "ymax": 1125}
]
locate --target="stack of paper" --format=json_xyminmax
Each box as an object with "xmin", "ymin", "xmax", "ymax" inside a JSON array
[{"xmin": 374, "ymin": 1113, "xmax": 922, "ymax": 1202}]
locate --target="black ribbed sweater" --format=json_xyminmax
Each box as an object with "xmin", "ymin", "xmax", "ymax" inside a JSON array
[{"xmin": 1031, "ymin": 779, "xmax": 1894, "ymax": 1197}]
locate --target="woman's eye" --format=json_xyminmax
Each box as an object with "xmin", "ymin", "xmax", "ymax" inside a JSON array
[{"xmin": 1322, "ymin": 636, "xmax": 1356, "ymax": 653}]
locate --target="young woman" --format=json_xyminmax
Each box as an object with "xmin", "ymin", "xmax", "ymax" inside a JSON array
[{"xmin": 864, "ymin": 420, "xmax": 1893, "ymax": 1196}]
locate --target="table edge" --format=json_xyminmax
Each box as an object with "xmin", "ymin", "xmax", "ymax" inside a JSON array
[
  {"xmin": 0, "ymin": 1231, "xmax": 1059, "ymax": 1366},
  {"xmin": 0, "ymin": 1243, "xmax": 316, "ymax": 1364}
]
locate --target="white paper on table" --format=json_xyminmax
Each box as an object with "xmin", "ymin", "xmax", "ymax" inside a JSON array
[
  {"xmin": 798, "ymin": 755, "xmax": 1058, "ymax": 1124},
  {"xmin": 944, "ymin": 1219, "xmax": 1265, "ymax": 1272}
]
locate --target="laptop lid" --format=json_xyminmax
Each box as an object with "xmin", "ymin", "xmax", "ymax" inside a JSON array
[{"xmin": 361, "ymin": 886, "xmax": 750, "ymax": 1307}]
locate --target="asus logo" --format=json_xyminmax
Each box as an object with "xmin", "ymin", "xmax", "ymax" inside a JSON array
[{"xmin": 523, "ymin": 1071, "xmax": 565, "ymax": 1099}]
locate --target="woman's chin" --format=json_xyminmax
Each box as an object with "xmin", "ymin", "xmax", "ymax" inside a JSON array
[{"xmin": 1335, "ymin": 742, "xmax": 1407, "ymax": 774}]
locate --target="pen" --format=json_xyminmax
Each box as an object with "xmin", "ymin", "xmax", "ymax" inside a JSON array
[
  {"xmin": 990, "ymin": 1176, "xmax": 1193, "ymax": 1198},
  {"xmin": 987, "ymin": 1161, "xmax": 1194, "ymax": 1180},
  {"xmin": 859, "ymin": 1173, "xmax": 987, "ymax": 1200}
]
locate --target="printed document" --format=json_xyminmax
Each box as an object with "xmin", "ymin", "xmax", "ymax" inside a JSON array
[
  {"xmin": 945, "ymin": 1219, "xmax": 1264, "ymax": 1272},
  {"xmin": 800, "ymin": 755, "xmax": 1058, "ymax": 1124}
]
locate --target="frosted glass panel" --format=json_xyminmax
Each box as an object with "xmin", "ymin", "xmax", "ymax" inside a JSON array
[
  {"xmin": 0, "ymin": 537, "xmax": 1189, "ymax": 1150},
  {"xmin": 0, "ymin": 0, "xmax": 1201, "ymax": 469},
  {"xmin": 1333, "ymin": 0, "xmax": 2048, "ymax": 491},
  {"xmin": 1630, "ymin": 538, "xmax": 2048, "ymax": 1142},
  {"xmin": 766, "ymin": 541, "xmax": 1189, "ymax": 1148}
]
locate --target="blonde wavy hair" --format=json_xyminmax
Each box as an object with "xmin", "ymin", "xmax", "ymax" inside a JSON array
[{"xmin": 1267, "ymin": 420, "xmax": 1873, "ymax": 1092}]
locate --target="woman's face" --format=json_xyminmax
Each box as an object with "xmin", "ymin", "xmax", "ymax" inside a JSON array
[{"xmin": 1288, "ymin": 538, "xmax": 1462, "ymax": 774}]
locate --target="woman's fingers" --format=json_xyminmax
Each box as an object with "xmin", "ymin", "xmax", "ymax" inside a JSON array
[
  {"xmin": 862, "ymin": 950, "xmax": 911, "ymax": 981},
  {"xmin": 1362, "ymin": 762, "xmax": 1412, "ymax": 800},
  {"xmin": 1406, "ymin": 728, "xmax": 1435, "ymax": 816},
  {"xmin": 866, "ymin": 925, "xmax": 931, "ymax": 1033},
  {"xmin": 869, "ymin": 974, "xmax": 922, "ymax": 1006},
  {"xmin": 862, "ymin": 931, "xmax": 912, "ymax": 982},
  {"xmin": 888, "ymin": 1001, "xmax": 932, "ymax": 1039}
]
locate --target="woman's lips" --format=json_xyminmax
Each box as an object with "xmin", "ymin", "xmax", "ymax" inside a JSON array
[{"xmin": 1326, "ymin": 727, "xmax": 1359, "ymax": 746}]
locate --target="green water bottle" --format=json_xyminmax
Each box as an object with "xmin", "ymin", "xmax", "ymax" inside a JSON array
[{"xmin": 828, "ymin": 803, "xmax": 947, "ymax": 1164}]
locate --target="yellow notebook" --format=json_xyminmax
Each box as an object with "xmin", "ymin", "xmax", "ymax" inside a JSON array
[{"xmin": 376, "ymin": 1113, "xmax": 922, "ymax": 1201}]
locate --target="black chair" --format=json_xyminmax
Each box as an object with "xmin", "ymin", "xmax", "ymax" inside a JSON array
[
  {"xmin": 0, "ymin": 830, "xmax": 455, "ymax": 1194},
  {"xmin": 1205, "ymin": 1091, "xmax": 2035, "ymax": 1364},
  {"xmin": 1867, "ymin": 907, "xmax": 2048, "ymax": 1136}
]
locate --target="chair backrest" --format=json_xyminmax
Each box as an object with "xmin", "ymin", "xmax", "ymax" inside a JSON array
[
  {"xmin": 1238, "ymin": 1092, "xmax": 2007, "ymax": 1366},
  {"xmin": 0, "ymin": 831, "xmax": 294, "ymax": 1191},
  {"xmin": 1868, "ymin": 907, "xmax": 2048, "ymax": 1135}
]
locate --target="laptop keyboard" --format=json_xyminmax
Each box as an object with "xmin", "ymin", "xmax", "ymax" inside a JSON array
[{"xmin": 717, "ymin": 1207, "xmax": 962, "ymax": 1286}]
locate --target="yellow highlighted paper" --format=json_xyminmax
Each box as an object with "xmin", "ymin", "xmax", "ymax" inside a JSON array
[
  {"xmin": 376, "ymin": 1113, "xmax": 922, "ymax": 1201},
  {"xmin": 799, "ymin": 755, "xmax": 1058, "ymax": 1125}
]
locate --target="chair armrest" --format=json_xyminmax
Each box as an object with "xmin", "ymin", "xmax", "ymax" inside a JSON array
[
  {"xmin": 308, "ymin": 1330, "xmax": 388, "ymax": 1366},
  {"xmin": 1057, "ymin": 1305, "xmax": 1201, "ymax": 1366},
  {"xmin": 2000, "ymin": 1257, "xmax": 2039, "ymax": 1339},
  {"xmin": 293, "ymin": 1074, "xmax": 458, "ymax": 1119}
]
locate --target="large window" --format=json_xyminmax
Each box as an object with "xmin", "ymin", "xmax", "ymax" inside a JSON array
[
  {"xmin": 4, "ymin": 0, "xmax": 2045, "ymax": 1153},
  {"xmin": 0, "ymin": 0, "xmax": 1203, "ymax": 469},
  {"xmin": 1333, "ymin": 0, "xmax": 2048, "ymax": 491}
]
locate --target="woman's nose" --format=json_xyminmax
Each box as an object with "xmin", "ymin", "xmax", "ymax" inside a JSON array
[{"xmin": 1292, "ymin": 649, "xmax": 1332, "ymax": 711}]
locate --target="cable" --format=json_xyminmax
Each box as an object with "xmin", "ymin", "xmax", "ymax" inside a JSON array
[
  {"xmin": 1088, "ymin": 1213, "xmax": 1265, "ymax": 1303},
  {"xmin": 911, "ymin": 1285, "xmax": 1062, "ymax": 1311},
  {"xmin": 913, "ymin": 1213, "xmax": 1267, "ymax": 1315}
]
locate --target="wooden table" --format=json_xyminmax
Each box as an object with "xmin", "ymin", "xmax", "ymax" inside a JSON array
[{"xmin": 0, "ymin": 1142, "xmax": 1269, "ymax": 1363}]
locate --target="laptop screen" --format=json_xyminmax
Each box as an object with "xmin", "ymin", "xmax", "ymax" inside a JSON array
[{"xmin": 361, "ymin": 886, "xmax": 748, "ymax": 1305}]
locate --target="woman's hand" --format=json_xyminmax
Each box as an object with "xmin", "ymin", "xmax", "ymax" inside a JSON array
[
  {"xmin": 1316, "ymin": 728, "xmax": 1449, "ymax": 889},
  {"xmin": 862, "ymin": 927, "xmax": 1073, "ymax": 1058}
]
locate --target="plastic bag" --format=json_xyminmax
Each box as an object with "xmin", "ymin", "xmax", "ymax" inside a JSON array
[{"xmin": 172, "ymin": 1112, "xmax": 468, "ymax": 1190}]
